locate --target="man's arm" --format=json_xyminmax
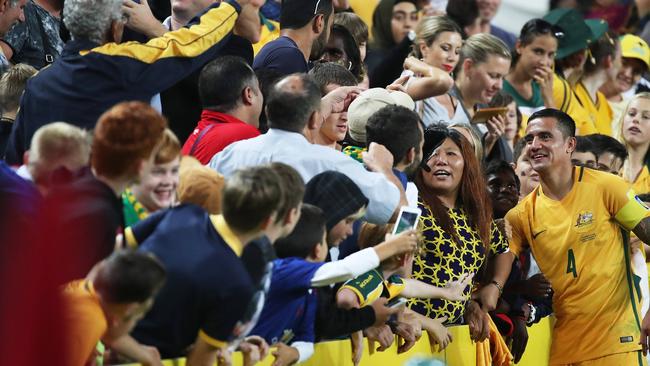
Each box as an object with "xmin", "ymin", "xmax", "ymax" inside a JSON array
[
  {"xmin": 233, "ymin": 4, "xmax": 262, "ymax": 43},
  {"xmin": 90, "ymin": 0, "xmax": 244, "ymax": 97},
  {"xmin": 633, "ymin": 217, "xmax": 650, "ymax": 245}
]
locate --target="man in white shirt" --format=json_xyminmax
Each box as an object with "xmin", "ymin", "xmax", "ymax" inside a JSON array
[{"xmin": 209, "ymin": 73, "xmax": 405, "ymax": 224}]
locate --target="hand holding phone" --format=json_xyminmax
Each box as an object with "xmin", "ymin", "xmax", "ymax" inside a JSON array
[
  {"xmin": 392, "ymin": 206, "xmax": 422, "ymax": 235},
  {"xmin": 471, "ymin": 107, "xmax": 508, "ymax": 124}
]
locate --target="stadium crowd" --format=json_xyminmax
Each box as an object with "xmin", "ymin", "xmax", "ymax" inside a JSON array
[{"xmin": 3, "ymin": 0, "xmax": 650, "ymax": 365}]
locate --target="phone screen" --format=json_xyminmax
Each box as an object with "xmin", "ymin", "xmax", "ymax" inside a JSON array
[{"xmin": 395, "ymin": 211, "xmax": 419, "ymax": 234}]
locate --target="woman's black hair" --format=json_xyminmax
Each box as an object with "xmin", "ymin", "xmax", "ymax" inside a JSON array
[{"xmin": 512, "ymin": 18, "xmax": 564, "ymax": 66}]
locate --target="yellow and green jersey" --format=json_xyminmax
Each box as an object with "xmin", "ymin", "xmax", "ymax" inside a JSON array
[{"xmin": 507, "ymin": 166, "xmax": 650, "ymax": 364}]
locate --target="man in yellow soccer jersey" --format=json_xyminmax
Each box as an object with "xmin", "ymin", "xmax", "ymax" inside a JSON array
[{"xmin": 506, "ymin": 108, "xmax": 650, "ymax": 366}]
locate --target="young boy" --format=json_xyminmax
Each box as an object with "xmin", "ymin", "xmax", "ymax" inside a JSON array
[
  {"xmin": 251, "ymin": 204, "xmax": 419, "ymax": 366},
  {"xmin": 62, "ymin": 249, "xmax": 166, "ymax": 366},
  {"xmin": 125, "ymin": 166, "xmax": 285, "ymax": 365}
]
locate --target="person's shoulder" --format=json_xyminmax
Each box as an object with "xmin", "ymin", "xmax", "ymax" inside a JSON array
[
  {"xmin": 507, "ymin": 191, "xmax": 537, "ymax": 221},
  {"xmin": 580, "ymin": 166, "xmax": 626, "ymax": 187}
]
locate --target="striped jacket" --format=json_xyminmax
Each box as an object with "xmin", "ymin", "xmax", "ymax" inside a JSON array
[{"xmin": 4, "ymin": 0, "xmax": 242, "ymax": 164}]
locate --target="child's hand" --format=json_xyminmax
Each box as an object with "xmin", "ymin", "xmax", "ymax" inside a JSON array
[
  {"xmin": 443, "ymin": 273, "xmax": 474, "ymax": 301},
  {"xmin": 424, "ymin": 316, "xmax": 452, "ymax": 352},
  {"xmin": 350, "ymin": 331, "xmax": 364, "ymax": 366},
  {"xmin": 271, "ymin": 343, "xmax": 299, "ymax": 366},
  {"xmin": 384, "ymin": 229, "xmax": 418, "ymax": 255}
]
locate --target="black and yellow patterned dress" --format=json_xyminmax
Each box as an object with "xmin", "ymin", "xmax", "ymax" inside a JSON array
[{"xmin": 408, "ymin": 197, "xmax": 509, "ymax": 324}]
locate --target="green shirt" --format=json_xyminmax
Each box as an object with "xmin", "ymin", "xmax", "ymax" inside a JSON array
[
  {"xmin": 121, "ymin": 188, "xmax": 148, "ymax": 227},
  {"xmin": 503, "ymin": 79, "xmax": 544, "ymax": 108}
]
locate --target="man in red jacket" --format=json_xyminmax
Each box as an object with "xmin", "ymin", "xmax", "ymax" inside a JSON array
[{"xmin": 182, "ymin": 55, "xmax": 262, "ymax": 164}]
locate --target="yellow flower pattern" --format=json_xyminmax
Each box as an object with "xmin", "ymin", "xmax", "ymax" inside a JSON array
[{"xmin": 407, "ymin": 198, "xmax": 508, "ymax": 324}]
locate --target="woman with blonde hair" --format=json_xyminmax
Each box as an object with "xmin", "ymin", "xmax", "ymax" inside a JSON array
[
  {"xmin": 400, "ymin": 15, "xmax": 461, "ymax": 126},
  {"xmin": 620, "ymin": 92, "xmax": 650, "ymax": 193}
]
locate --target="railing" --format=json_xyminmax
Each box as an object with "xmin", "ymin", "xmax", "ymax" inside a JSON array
[{"xmin": 120, "ymin": 317, "xmax": 553, "ymax": 365}]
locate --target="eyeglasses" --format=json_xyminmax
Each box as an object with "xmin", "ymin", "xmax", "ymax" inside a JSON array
[{"xmin": 521, "ymin": 19, "xmax": 564, "ymax": 40}]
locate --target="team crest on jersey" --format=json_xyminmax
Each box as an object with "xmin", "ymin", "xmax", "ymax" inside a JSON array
[{"xmin": 575, "ymin": 211, "xmax": 594, "ymax": 229}]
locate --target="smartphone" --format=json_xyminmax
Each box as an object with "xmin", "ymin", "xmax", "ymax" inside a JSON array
[
  {"xmin": 471, "ymin": 107, "xmax": 509, "ymax": 124},
  {"xmin": 386, "ymin": 297, "xmax": 407, "ymax": 309},
  {"xmin": 392, "ymin": 206, "xmax": 422, "ymax": 235}
]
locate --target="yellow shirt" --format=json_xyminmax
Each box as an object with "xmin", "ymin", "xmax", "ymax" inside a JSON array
[
  {"xmin": 349, "ymin": 0, "xmax": 379, "ymax": 38},
  {"xmin": 552, "ymin": 74, "xmax": 598, "ymax": 136},
  {"xmin": 625, "ymin": 166, "xmax": 650, "ymax": 196},
  {"xmin": 252, "ymin": 18, "xmax": 280, "ymax": 56},
  {"xmin": 506, "ymin": 167, "xmax": 649, "ymax": 364},
  {"xmin": 62, "ymin": 280, "xmax": 108, "ymax": 366},
  {"xmin": 573, "ymin": 82, "xmax": 614, "ymax": 136}
]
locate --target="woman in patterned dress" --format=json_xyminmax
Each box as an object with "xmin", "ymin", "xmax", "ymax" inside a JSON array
[{"xmin": 407, "ymin": 125, "xmax": 511, "ymax": 346}]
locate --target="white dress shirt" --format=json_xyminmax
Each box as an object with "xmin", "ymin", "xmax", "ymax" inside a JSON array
[{"xmin": 208, "ymin": 128, "xmax": 400, "ymax": 224}]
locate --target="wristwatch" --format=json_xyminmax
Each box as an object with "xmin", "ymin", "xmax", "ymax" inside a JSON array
[
  {"xmin": 526, "ymin": 303, "xmax": 537, "ymax": 324},
  {"xmin": 490, "ymin": 280, "xmax": 504, "ymax": 295}
]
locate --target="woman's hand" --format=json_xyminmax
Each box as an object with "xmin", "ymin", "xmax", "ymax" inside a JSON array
[
  {"xmin": 534, "ymin": 65, "xmax": 555, "ymax": 108},
  {"xmin": 403, "ymin": 56, "xmax": 435, "ymax": 77},
  {"xmin": 464, "ymin": 300, "xmax": 490, "ymax": 342},
  {"xmin": 484, "ymin": 114, "xmax": 506, "ymax": 154}
]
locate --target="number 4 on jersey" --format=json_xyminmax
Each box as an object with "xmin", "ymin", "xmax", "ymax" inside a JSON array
[{"xmin": 566, "ymin": 249, "xmax": 577, "ymax": 278}]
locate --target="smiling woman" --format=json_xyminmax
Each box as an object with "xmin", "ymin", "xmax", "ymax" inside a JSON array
[
  {"xmin": 620, "ymin": 93, "xmax": 650, "ymax": 194},
  {"xmin": 407, "ymin": 125, "xmax": 510, "ymax": 341}
]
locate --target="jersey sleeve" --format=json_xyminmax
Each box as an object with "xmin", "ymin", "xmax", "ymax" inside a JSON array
[
  {"xmin": 489, "ymin": 220, "xmax": 510, "ymax": 255},
  {"xmin": 199, "ymin": 280, "xmax": 254, "ymax": 348},
  {"xmin": 505, "ymin": 206, "xmax": 528, "ymax": 256},
  {"xmin": 87, "ymin": 1, "xmax": 240, "ymax": 96},
  {"xmin": 338, "ymin": 269, "xmax": 384, "ymax": 307},
  {"xmin": 601, "ymin": 174, "xmax": 650, "ymax": 230},
  {"xmin": 125, "ymin": 209, "xmax": 168, "ymax": 247},
  {"xmin": 384, "ymin": 275, "xmax": 406, "ymax": 300},
  {"xmin": 291, "ymin": 290, "xmax": 318, "ymax": 343},
  {"xmin": 273, "ymin": 259, "xmax": 324, "ymax": 292}
]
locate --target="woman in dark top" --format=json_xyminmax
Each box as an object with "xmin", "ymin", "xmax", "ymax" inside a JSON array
[
  {"xmin": 408, "ymin": 126, "xmax": 512, "ymax": 344},
  {"xmin": 366, "ymin": 0, "xmax": 419, "ymax": 88}
]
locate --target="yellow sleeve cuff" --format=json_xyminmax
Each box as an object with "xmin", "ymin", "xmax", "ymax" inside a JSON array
[
  {"xmin": 198, "ymin": 329, "xmax": 228, "ymax": 349},
  {"xmin": 124, "ymin": 227, "xmax": 138, "ymax": 249}
]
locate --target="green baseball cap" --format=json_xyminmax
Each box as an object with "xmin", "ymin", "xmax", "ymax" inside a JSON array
[
  {"xmin": 585, "ymin": 18, "xmax": 609, "ymax": 42},
  {"xmin": 543, "ymin": 8, "xmax": 591, "ymax": 59}
]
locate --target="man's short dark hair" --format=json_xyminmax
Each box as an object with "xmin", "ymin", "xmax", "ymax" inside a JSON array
[
  {"xmin": 270, "ymin": 162, "xmax": 305, "ymax": 223},
  {"xmin": 574, "ymin": 135, "xmax": 595, "ymax": 153},
  {"xmin": 94, "ymin": 250, "xmax": 166, "ymax": 304},
  {"xmin": 199, "ymin": 56, "xmax": 257, "ymax": 112},
  {"xmin": 309, "ymin": 62, "xmax": 357, "ymax": 95},
  {"xmin": 366, "ymin": 105, "xmax": 423, "ymax": 165},
  {"xmin": 588, "ymin": 134, "xmax": 628, "ymax": 161},
  {"xmin": 528, "ymin": 108, "xmax": 576, "ymax": 138},
  {"xmin": 266, "ymin": 74, "xmax": 322, "ymax": 133},
  {"xmin": 274, "ymin": 204, "xmax": 326, "ymax": 259},
  {"xmin": 280, "ymin": 0, "xmax": 334, "ymax": 30},
  {"xmin": 222, "ymin": 166, "xmax": 284, "ymax": 233}
]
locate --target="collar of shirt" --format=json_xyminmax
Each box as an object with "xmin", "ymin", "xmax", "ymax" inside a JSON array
[
  {"xmin": 62, "ymin": 38, "xmax": 100, "ymax": 57},
  {"xmin": 210, "ymin": 214, "xmax": 244, "ymax": 256},
  {"xmin": 200, "ymin": 109, "xmax": 248, "ymax": 126},
  {"xmin": 265, "ymin": 128, "xmax": 310, "ymax": 143},
  {"xmin": 392, "ymin": 169, "xmax": 408, "ymax": 190}
]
